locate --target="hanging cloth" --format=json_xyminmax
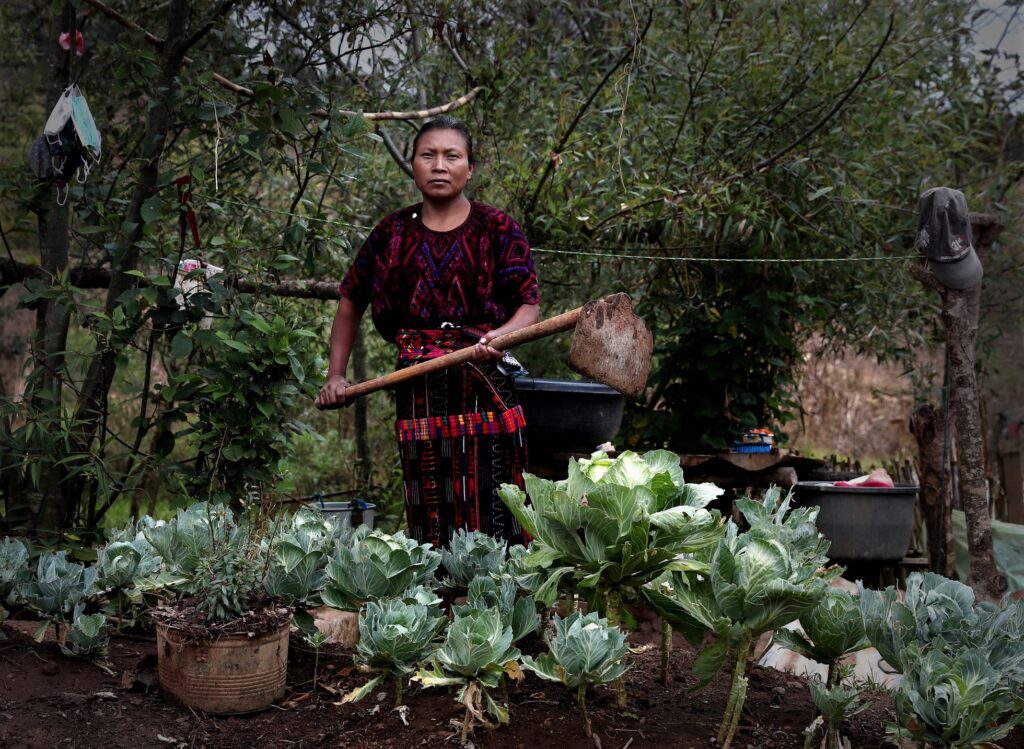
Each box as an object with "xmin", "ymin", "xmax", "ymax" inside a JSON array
[
  {"xmin": 31, "ymin": 84, "xmax": 102, "ymax": 204},
  {"xmin": 69, "ymin": 85, "xmax": 101, "ymax": 160}
]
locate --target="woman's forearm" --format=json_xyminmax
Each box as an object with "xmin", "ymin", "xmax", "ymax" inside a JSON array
[
  {"xmin": 326, "ymin": 297, "xmax": 365, "ymax": 379},
  {"xmin": 486, "ymin": 303, "xmax": 540, "ymax": 340}
]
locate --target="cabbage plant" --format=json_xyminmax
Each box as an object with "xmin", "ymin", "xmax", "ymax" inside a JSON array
[
  {"xmin": 60, "ymin": 602, "xmax": 110, "ymax": 660},
  {"xmin": 892, "ymin": 644, "xmax": 1022, "ymax": 748},
  {"xmin": 643, "ymin": 489, "xmax": 835, "ymax": 749},
  {"xmin": 499, "ymin": 450, "xmax": 724, "ymax": 706},
  {"xmin": 453, "ymin": 574, "xmax": 539, "ymax": 644},
  {"xmin": 804, "ymin": 677, "xmax": 869, "ymax": 749},
  {"xmin": 143, "ymin": 504, "xmax": 283, "ymax": 625},
  {"xmin": 772, "ymin": 589, "xmax": 870, "ymax": 749},
  {"xmin": 774, "ymin": 589, "xmax": 869, "ymax": 686},
  {"xmin": 0, "ymin": 537, "xmax": 30, "ymax": 635},
  {"xmin": 95, "ymin": 523, "xmax": 163, "ymax": 630},
  {"xmin": 521, "ymin": 612, "xmax": 628, "ymax": 737},
  {"xmin": 143, "ymin": 502, "xmax": 239, "ymax": 576},
  {"xmin": 322, "ymin": 526, "xmax": 440, "ymax": 611},
  {"xmin": 413, "ymin": 607, "xmax": 522, "ymax": 743},
  {"xmin": 440, "ymin": 530, "xmax": 506, "ymax": 593},
  {"xmin": 504, "ymin": 543, "xmax": 545, "ymax": 598},
  {"xmin": 263, "ymin": 527, "xmax": 328, "ymax": 605},
  {"xmin": 860, "ymin": 572, "xmax": 1024, "ymax": 747},
  {"xmin": 17, "ymin": 551, "xmax": 98, "ymax": 642},
  {"xmin": 342, "ymin": 597, "xmax": 447, "ymax": 706}
]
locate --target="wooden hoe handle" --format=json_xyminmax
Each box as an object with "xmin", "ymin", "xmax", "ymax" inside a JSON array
[{"xmin": 324, "ymin": 307, "xmax": 582, "ymax": 406}]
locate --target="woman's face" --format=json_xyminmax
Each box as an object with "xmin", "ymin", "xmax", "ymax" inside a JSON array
[{"xmin": 412, "ymin": 128, "xmax": 473, "ymax": 202}]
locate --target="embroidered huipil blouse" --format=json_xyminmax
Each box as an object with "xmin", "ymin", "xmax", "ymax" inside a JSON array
[{"xmin": 339, "ymin": 201, "xmax": 540, "ymax": 343}]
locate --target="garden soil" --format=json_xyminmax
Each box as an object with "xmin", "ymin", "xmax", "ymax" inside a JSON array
[{"xmin": 0, "ymin": 619, "xmax": 1020, "ymax": 749}]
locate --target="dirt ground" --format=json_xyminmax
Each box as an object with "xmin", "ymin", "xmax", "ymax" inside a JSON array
[{"xmin": 3, "ymin": 613, "xmax": 1004, "ymax": 749}]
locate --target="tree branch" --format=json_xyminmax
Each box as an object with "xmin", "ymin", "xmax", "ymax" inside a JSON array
[
  {"xmin": 376, "ymin": 126, "xmax": 414, "ymax": 178},
  {"xmin": 526, "ymin": 8, "xmax": 654, "ymax": 218},
  {"xmin": 84, "ymin": 0, "xmax": 482, "ymax": 121},
  {"xmin": 741, "ymin": 10, "xmax": 895, "ymax": 179},
  {"xmin": 177, "ymin": 0, "xmax": 239, "ymax": 55},
  {"xmin": 1, "ymin": 258, "xmax": 345, "ymax": 300}
]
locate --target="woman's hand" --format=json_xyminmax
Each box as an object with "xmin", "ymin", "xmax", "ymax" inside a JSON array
[
  {"xmin": 472, "ymin": 335, "xmax": 505, "ymax": 362},
  {"xmin": 317, "ymin": 374, "xmax": 352, "ymax": 408}
]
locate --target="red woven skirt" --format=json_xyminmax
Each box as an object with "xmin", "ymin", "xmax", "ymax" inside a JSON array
[{"xmin": 394, "ymin": 328, "xmax": 528, "ymax": 548}]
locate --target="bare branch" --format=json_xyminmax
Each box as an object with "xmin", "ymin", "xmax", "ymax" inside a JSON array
[
  {"xmin": 342, "ymin": 86, "xmax": 485, "ymax": 121},
  {"xmin": 1, "ymin": 257, "xmax": 344, "ymax": 300},
  {"xmin": 377, "ymin": 126, "xmax": 414, "ymax": 178}
]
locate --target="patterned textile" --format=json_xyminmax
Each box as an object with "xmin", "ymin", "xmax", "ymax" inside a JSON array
[
  {"xmin": 394, "ymin": 328, "xmax": 528, "ymax": 548},
  {"xmin": 396, "ymin": 405, "xmax": 527, "ymax": 442},
  {"xmin": 339, "ymin": 201, "xmax": 540, "ymax": 342}
]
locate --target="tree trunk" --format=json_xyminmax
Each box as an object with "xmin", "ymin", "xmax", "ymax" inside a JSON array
[
  {"xmin": 914, "ymin": 215, "xmax": 1007, "ymax": 600},
  {"xmin": 945, "ymin": 285, "xmax": 1005, "ymax": 599},
  {"xmin": 352, "ymin": 328, "xmax": 372, "ymax": 489},
  {"xmin": 910, "ymin": 403, "xmax": 955, "ymax": 577},
  {"xmin": 69, "ymin": 0, "xmax": 193, "ymax": 496},
  {"xmin": 29, "ymin": 2, "xmax": 77, "ymax": 531}
]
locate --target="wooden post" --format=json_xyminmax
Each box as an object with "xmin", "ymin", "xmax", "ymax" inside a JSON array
[
  {"xmin": 999, "ymin": 420, "xmax": 1024, "ymax": 524},
  {"xmin": 910, "ymin": 403, "xmax": 955, "ymax": 577},
  {"xmin": 912, "ymin": 213, "xmax": 1007, "ymax": 600}
]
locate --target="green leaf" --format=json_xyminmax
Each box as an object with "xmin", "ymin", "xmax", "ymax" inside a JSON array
[
  {"xmin": 171, "ymin": 332, "xmax": 193, "ymax": 358},
  {"xmin": 140, "ymin": 196, "xmax": 164, "ymax": 224},
  {"xmin": 691, "ymin": 637, "xmax": 728, "ymax": 689},
  {"xmin": 222, "ymin": 339, "xmax": 252, "ymax": 353},
  {"xmin": 341, "ymin": 673, "xmax": 387, "ymax": 704}
]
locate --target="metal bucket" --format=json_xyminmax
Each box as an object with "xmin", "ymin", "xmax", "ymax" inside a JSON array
[
  {"xmin": 307, "ymin": 497, "xmax": 375, "ymax": 540},
  {"xmin": 156, "ymin": 618, "xmax": 290, "ymax": 714}
]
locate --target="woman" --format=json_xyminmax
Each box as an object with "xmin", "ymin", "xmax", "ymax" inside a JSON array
[{"xmin": 315, "ymin": 116, "xmax": 540, "ymax": 547}]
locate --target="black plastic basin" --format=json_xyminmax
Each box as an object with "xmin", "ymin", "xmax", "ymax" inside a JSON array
[
  {"xmin": 515, "ymin": 377, "xmax": 624, "ymax": 456},
  {"xmin": 793, "ymin": 481, "xmax": 919, "ymax": 562}
]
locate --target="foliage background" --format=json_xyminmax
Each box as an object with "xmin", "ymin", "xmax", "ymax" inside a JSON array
[{"xmin": 0, "ymin": 0, "xmax": 1021, "ymax": 534}]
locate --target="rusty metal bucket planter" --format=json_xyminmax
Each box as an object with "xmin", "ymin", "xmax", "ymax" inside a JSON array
[{"xmin": 156, "ymin": 618, "xmax": 291, "ymax": 714}]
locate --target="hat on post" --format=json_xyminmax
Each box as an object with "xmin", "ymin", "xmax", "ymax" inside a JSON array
[{"xmin": 915, "ymin": 187, "xmax": 983, "ymax": 290}]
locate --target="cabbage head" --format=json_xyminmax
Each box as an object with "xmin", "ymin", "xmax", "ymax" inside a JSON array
[
  {"xmin": 342, "ymin": 597, "xmax": 447, "ymax": 705},
  {"xmin": 322, "ymin": 526, "xmax": 440, "ymax": 611},
  {"xmin": 60, "ymin": 602, "xmax": 109, "ymax": 660},
  {"xmin": 413, "ymin": 607, "xmax": 523, "ymax": 736},
  {"xmin": 522, "ymin": 611, "xmax": 627, "ymax": 689},
  {"xmin": 498, "ymin": 450, "xmax": 724, "ymax": 608},
  {"xmin": 773, "ymin": 588, "xmax": 869, "ymax": 679},
  {"xmin": 440, "ymin": 530, "xmax": 506, "ymax": 592},
  {"xmin": 453, "ymin": 575, "xmax": 538, "ymax": 643},
  {"xmin": 17, "ymin": 551, "xmax": 98, "ymax": 641},
  {"xmin": 893, "ymin": 644, "xmax": 1022, "ymax": 748},
  {"xmin": 860, "ymin": 572, "xmax": 1024, "ymax": 747}
]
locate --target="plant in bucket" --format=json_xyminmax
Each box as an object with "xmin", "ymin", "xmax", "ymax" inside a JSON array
[{"xmin": 146, "ymin": 502, "xmax": 294, "ymax": 715}]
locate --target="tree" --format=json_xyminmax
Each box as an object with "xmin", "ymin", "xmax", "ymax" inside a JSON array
[{"xmin": 0, "ymin": 0, "xmax": 1020, "ymax": 539}]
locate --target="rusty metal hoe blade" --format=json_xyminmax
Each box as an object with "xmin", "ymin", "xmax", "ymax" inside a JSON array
[{"xmin": 567, "ymin": 293, "xmax": 653, "ymax": 399}]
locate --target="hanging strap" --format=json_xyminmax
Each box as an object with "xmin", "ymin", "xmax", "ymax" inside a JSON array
[{"xmin": 175, "ymin": 175, "xmax": 202, "ymax": 250}]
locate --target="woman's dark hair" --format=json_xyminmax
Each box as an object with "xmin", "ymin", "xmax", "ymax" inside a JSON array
[{"xmin": 411, "ymin": 116, "xmax": 474, "ymax": 164}]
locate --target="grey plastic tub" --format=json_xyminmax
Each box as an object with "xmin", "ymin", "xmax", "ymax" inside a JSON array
[{"xmin": 792, "ymin": 481, "xmax": 919, "ymax": 562}]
